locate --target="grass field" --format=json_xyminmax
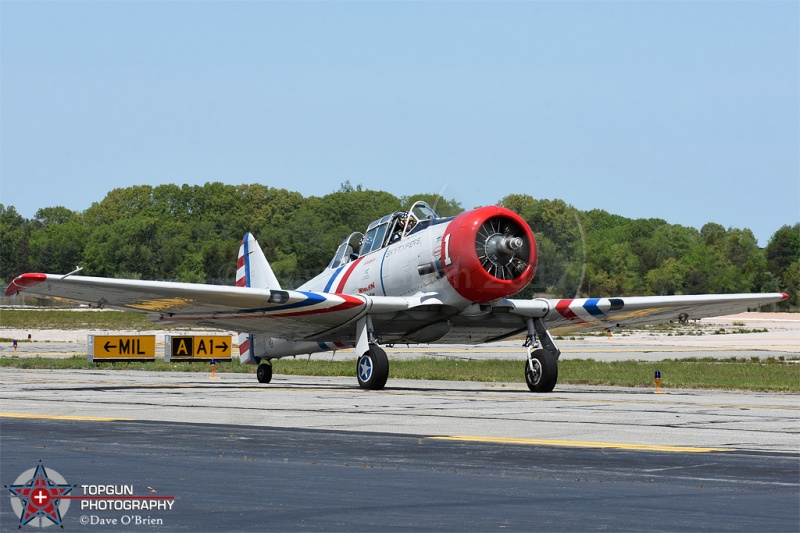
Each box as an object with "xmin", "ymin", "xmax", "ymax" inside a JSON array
[
  {"xmin": 2, "ymin": 309, "xmax": 798, "ymax": 392},
  {"xmin": 1, "ymin": 355, "xmax": 797, "ymax": 392},
  {"xmin": 0, "ymin": 309, "xmax": 169, "ymax": 330}
]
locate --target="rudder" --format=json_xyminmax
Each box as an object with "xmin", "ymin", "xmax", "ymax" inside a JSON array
[
  {"xmin": 236, "ymin": 233, "xmax": 281, "ymax": 364},
  {"xmin": 236, "ymin": 233, "xmax": 281, "ymax": 291}
]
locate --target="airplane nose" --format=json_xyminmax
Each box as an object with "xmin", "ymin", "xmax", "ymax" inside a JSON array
[{"xmin": 440, "ymin": 206, "xmax": 537, "ymax": 303}]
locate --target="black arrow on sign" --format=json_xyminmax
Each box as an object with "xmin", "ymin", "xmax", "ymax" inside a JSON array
[
  {"xmin": 216, "ymin": 342, "xmax": 229, "ymax": 351},
  {"xmin": 104, "ymin": 341, "xmax": 117, "ymax": 351}
]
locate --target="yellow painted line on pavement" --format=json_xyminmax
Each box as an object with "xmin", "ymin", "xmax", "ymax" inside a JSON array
[
  {"xmin": 0, "ymin": 412, "xmax": 132, "ymax": 422},
  {"xmin": 429, "ymin": 435, "xmax": 729, "ymax": 453}
]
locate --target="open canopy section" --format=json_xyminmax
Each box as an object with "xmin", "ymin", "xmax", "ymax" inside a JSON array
[
  {"xmin": 327, "ymin": 201, "xmax": 441, "ymax": 268},
  {"xmin": 328, "ymin": 232, "xmax": 365, "ymax": 269},
  {"xmin": 359, "ymin": 201, "xmax": 440, "ymax": 256}
]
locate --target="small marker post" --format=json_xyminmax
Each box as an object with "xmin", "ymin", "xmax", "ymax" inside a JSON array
[
  {"xmin": 13, "ymin": 339, "xmax": 18, "ymax": 356},
  {"xmin": 27, "ymin": 334, "xmax": 32, "ymax": 342},
  {"xmin": 654, "ymin": 369, "xmax": 663, "ymax": 394},
  {"xmin": 605, "ymin": 328, "xmax": 612, "ymax": 340},
  {"xmin": 210, "ymin": 358, "xmax": 219, "ymax": 380}
]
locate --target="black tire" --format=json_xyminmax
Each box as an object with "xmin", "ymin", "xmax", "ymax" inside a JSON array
[
  {"xmin": 524, "ymin": 349, "xmax": 558, "ymax": 392},
  {"xmin": 257, "ymin": 362, "xmax": 273, "ymax": 384},
  {"xmin": 356, "ymin": 345, "xmax": 389, "ymax": 390}
]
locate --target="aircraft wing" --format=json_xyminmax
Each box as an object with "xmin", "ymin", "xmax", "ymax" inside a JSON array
[
  {"xmin": 5, "ymin": 272, "xmax": 787, "ymax": 343},
  {"xmin": 507, "ymin": 293, "xmax": 789, "ymax": 335},
  {"xmin": 4, "ymin": 273, "xmax": 411, "ymax": 341},
  {"xmin": 384, "ymin": 292, "xmax": 786, "ymax": 344}
]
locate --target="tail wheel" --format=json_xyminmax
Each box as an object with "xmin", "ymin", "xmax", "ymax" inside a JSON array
[
  {"xmin": 525, "ymin": 349, "xmax": 558, "ymax": 393},
  {"xmin": 257, "ymin": 362, "xmax": 273, "ymax": 384},
  {"xmin": 356, "ymin": 345, "xmax": 389, "ymax": 390}
]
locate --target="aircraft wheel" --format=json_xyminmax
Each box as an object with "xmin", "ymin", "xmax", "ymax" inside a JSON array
[
  {"xmin": 257, "ymin": 362, "xmax": 273, "ymax": 384},
  {"xmin": 525, "ymin": 349, "xmax": 558, "ymax": 393},
  {"xmin": 356, "ymin": 345, "xmax": 389, "ymax": 390}
]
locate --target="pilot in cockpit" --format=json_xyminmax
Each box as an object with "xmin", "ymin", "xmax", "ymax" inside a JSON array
[{"xmin": 391, "ymin": 212, "xmax": 416, "ymax": 243}]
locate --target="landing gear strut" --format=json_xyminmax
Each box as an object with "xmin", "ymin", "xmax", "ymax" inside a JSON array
[{"xmin": 524, "ymin": 317, "xmax": 560, "ymax": 393}]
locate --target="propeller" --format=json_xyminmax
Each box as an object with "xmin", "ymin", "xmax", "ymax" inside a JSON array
[{"xmin": 475, "ymin": 216, "xmax": 532, "ymax": 281}]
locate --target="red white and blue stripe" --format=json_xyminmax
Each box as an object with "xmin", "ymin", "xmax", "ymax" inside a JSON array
[{"xmin": 552, "ymin": 298, "xmax": 624, "ymax": 323}]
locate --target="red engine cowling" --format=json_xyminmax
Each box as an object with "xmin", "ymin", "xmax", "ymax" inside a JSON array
[{"xmin": 441, "ymin": 206, "xmax": 537, "ymax": 303}]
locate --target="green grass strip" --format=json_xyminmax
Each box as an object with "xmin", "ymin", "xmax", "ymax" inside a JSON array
[
  {"xmin": 0, "ymin": 309, "xmax": 170, "ymax": 330},
  {"xmin": 2, "ymin": 356, "xmax": 797, "ymax": 392}
]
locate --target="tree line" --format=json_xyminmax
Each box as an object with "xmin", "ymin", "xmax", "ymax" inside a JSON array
[{"xmin": 1, "ymin": 182, "xmax": 797, "ymax": 309}]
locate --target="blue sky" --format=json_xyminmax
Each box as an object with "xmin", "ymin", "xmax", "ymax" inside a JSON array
[{"xmin": 1, "ymin": 1, "xmax": 797, "ymax": 245}]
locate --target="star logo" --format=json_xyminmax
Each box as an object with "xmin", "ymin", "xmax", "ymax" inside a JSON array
[
  {"xmin": 6, "ymin": 462, "xmax": 74, "ymax": 528},
  {"xmin": 359, "ymin": 356, "xmax": 373, "ymax": 381}
]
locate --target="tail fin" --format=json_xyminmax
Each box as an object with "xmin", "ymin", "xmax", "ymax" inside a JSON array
[
  {"xmin": 236, "ymin": 233, "xmax": 281, "ymax": 364},
  {"xmin": 236, "ymin": 233, "xmax": 281, "ymax": 290}
]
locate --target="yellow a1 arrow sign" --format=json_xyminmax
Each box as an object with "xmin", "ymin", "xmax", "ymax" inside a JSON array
[{"xmin": 169, "ymin": 336, "xmax": 232, "ymax": 359}]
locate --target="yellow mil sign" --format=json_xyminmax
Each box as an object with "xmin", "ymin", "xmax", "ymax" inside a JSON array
[
  {"xmin": 169, "ymin": 336, "xmax": 232, "ymax": 359},
  {"xmin": 90, "ymin": 335, "xmax": 156, "ymax": 360}
]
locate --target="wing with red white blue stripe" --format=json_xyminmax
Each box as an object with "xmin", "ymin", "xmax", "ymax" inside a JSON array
[
  {"xmin": 508, "ymin": 293, "xmax": 788, "ymax": 334},
  {"xmin": 3, "ymin": 273, "xmax": 409, "ymax": 341}
]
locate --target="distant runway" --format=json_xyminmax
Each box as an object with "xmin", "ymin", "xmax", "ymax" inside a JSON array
[{"xmin": 1, "ymin": 369, "xmax": 798, "ymax": 530}]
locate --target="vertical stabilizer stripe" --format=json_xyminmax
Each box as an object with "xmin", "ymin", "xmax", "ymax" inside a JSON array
[{"xmin": 243, "ymin": 234, "xmax": 252, "ymax": 288}]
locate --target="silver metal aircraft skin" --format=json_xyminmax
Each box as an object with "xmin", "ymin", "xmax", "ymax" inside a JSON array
[{"xmin": 5, "ymin": 201, "xmax": 788, "ymax": 391}]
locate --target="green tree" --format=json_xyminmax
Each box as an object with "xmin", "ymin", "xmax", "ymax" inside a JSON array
[
  {"xmin": 28, "ymin": 212, "xmax": 89, "ymax": 274},
  {"xmin": 82, "ymin": 218, "xmax": 158, "ymax": 278},
  {"xmin": 765, "ymin": 224, "xmax": 800, "ymax": 308},
  {"xmin": 646, "ymin": 258, "xmax": 686, "ymax": 295},
  {"xmin": 0, "ymin": 205, "xmax": 31, "ymax": 281},
  {"xmin": 765, "ymin": 224, "xmax": 800, "ymax": 280}
]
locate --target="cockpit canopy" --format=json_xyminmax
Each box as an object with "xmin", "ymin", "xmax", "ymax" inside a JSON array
[{"xmin": 328, "ymin": 201, "xmax": 439, "ymax": 269}]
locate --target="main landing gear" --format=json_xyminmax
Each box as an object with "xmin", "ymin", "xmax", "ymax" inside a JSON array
[
  {"xmin": 523, "ymin": 317, "xmax": 561, "ymax": 393},
  {"xmin": 356, "ymin": 345, "xmax": 389, "ymax": 390},
  {"xmin": 525, "ymin": 348, "xmax": 557, "ymax": 392},
  {"xmin": 354, "ymin": 315, "xmax": 390, "ymax": 390}
]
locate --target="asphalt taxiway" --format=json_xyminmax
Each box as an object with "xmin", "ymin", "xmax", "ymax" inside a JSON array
[
  {"xmin": 1, "ymin": 369, "xmax": 798, "ymax": 531},
  {"xmin": 1, "ymin": 313, "xmax": 798, "ymax": 530},
  {"xmin": 2, "ymin": 416, "xmax": 797, "ymax": 532}
]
